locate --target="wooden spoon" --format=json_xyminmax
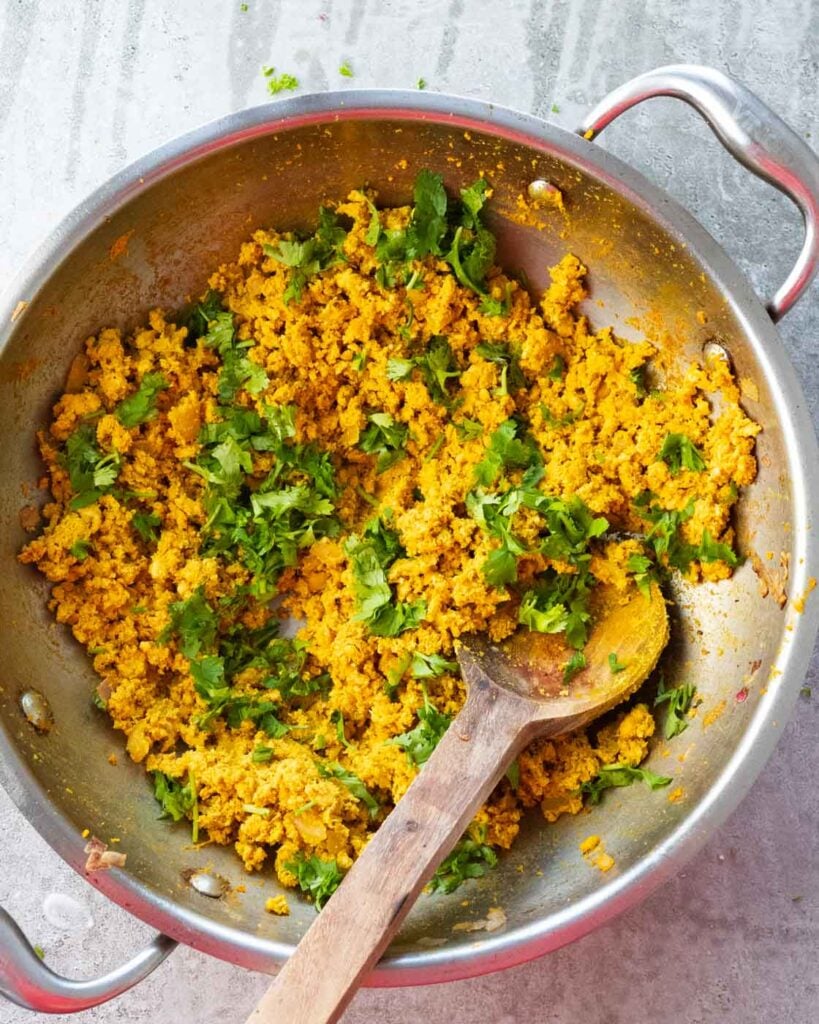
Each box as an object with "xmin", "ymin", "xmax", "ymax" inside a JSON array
[{"xmin": 246, "ymin": 581, "xmax": 668, "ymax": 1024}]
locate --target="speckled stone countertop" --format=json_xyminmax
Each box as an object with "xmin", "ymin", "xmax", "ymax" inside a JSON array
[{"xmin": 1, "ymin": 2, "xmax": 818, "ymax": 1021}]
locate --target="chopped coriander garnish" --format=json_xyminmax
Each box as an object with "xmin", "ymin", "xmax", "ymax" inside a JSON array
[
  {"xmin": 330, "ymin": 709, "xmax": 351, "ymax": 748},
  {"xmin": 158, "ymin": 587, "xmax": 219, "ymax": 660},
  {"xmin": 60, "ymin": 423, "xmax": 122, "ymax": 510},
  {"xmin": 505, "ymin": 759, "xmax": 520, "ymax": 789},
  {"xmin": 317, "ymin": 761, "xmax": 379, "ymax": 818},
  {"xmin": 608, "ymin": 652, "xmax": 626, "ymax": 673},
  {"xmin": 388, "ymin": 336, "xmax": 461, "ymax": 406},
  {"xmin": 428, "ymin": 824, "xmax": 497, "ymax": 893},
  {"xmin": 563, "ymin": 650, "xmax": 586, "ymax": 683},
  {"xmin": 69, "ymin": 539, "xmax": 91, "ymax": 561},
  {"xmin": 262, "ymin": 66, "xmax": 299, "ymax": 94},
  {"xmin": 424, "ymin": 433, "xmax": 445, "ymax": 462},
  {"xmin": 263, "ymin": 207, "xmax": 347, "ymax": 304},
  {"xmin": 473, "ymin": 418, "xmax": 541, "ymax": 488},
  {"xmin": 345, "ymin": 517, "xmax": 426, "ymax": 636},
  {"xmin": 519, "ymin": 569, "xmax": 594, "ymax": 649},
  {"xmin": 285, "ymin": 853, "xmax": 343, "ymax": 909},
  {"xmin": 115, "ymin": 373, "xmax": 168, "ymax": 428},
  {"xmin": 131, "ymin": 510, "xmax": 161, "ymax": 544},
  {"xmin": 654, "ymin": 677, "xmax": 698, "ymax": 739},
  {"xmin": 455, "ymin": 417, "xmax": 483, "ymax": 441},
  {"xmin": 410, "ymin": 652, "xmax": 457, "ymax": 678},
  {"xmin": 475, "ymin": 342, "xmax": 527, "ymax": 396},
  {"xmin": 580, "ymin": 763, "xmax": 672, "ymax": 804},
  {"xmin": 388, "ymin": 685, "xmax": 451, "ymax": 766},
  {"xmin": 358, "ymin": 412, "xmax": 409, "ymax": 473},
  {"xmin": 548, "ymin": 353, "xmax": 566, "ymax": 379},
  {"xmin": 251, "ymin": 746, "xmax": 274, "ymax": 763},
  {"xmin": 659, "ymin": 433, "xmax": 706, "ymax": 475},
  {"xmin": 351, "ymin": 350, "xmax": 368, "ymax": 371},
  {"xmin": 153, "ymin": 770, "xmax": 196, "ymax": 824},
  {"xmin": 626, "ymin": 552, "xmax": 658, "ymax": 599}
]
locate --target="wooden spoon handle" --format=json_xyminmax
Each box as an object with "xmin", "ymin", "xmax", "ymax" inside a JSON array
[{"xmin": 246, "ymin": 678, "xmax": 536, "ymax": 1024}]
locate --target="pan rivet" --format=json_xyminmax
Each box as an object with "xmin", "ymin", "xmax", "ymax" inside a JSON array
[
  {"xmin": 20, "ymin": 689, "xmax": 53, "ymax": 732},
  {"xmin": 702, "ymin": 340, "xmax": 731, "ymax": 366},
  {"xmin": 188, "ymin": 870, "xmax": 229, "ymax": 899},
  {"xmin": 527, "ymin": 179, "xmax": 560, "ymax": 201}
]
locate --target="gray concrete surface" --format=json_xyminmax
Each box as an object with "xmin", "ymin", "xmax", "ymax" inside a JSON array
[{"xmin": 1, "ymin": 1, "xmax": 818, "ymax": 1021}]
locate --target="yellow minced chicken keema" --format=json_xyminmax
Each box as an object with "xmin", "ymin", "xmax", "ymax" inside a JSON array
[{"xmin": 20, "ymin": 177, "xmax": 758, "ymax": 900}]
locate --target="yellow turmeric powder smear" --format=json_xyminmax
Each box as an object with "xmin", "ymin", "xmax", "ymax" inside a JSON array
[{"xmin": 20, "ymin": 181, "xmax": 758, "ymax": 897}]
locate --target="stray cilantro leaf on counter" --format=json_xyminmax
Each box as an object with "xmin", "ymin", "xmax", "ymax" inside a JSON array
[
  {"xmin": 285, "ymin": 853, "xmax": 343, "ymax": 910},
  {"xmin": 417, "ymin": 77, "xmax": 427, "ymax": 89},
  {"xmin": 358, "ymin": 412, "xmax": 409, "ymax": 473},
  {"xmin": 428, "ymin": 824, "xmax": 497, "ymax": 893},
  {"xmin": 61, "ymin": 423, "xmax": 122, "ymax": 510},
  {"xmin": 339, "ymin": 61, "xmax": 353, "ymax": 77},
  {"xmin": 654, "ymin": 677, "xmax": 698, "ymax": 739},
  {"xmin": 580, "ymin": 763, "xmax": 672, "ymax": 804},
  {"xmin": 388, "ymin": 685, "xmax": 451, "ymax": 766},
  {"xmin": 345, "ymin": 520, "xmax": 426, "ymax": 637},
  {"xmin": 659, "ymin": 433, "xmax": 706, "ymax": 475},
  {"xmin": 115, "ymin": 373, "xmax": 169, "ymax": 428},
  {"xmin": 475, "ymin": 342, "xmax": 527, "ymax": 397},
  {"xmin": 262, "ymin": 66, "xmax": 299, "ymax": 94},
  {"xmin": 264, "ymin": 207, "xmax": 348, "ymax": 304},
  {"xmin": 317, "ymin": 761, "xmax": 379, "ymax": 818}
]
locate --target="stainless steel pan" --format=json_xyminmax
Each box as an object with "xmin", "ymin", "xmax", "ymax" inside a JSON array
[{"xmin": 1, "ymin": 65, "xmax": 818, "ymax": 1014}]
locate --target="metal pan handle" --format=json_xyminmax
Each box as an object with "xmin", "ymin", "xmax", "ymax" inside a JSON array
[
  {"xmin": 578, "ymin": 64, "xmax": 819, "ymax": 322},
  {"xmin": 0, "ymin": 905, "xmax": 176, "ymax": 1013}
]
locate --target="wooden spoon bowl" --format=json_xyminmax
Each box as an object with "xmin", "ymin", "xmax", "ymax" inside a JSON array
[{"xmin": 247, "ymin": 581, "xmax": 668, "ymax": 1024}]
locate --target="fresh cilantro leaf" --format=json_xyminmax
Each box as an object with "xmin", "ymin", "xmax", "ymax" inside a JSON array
[
  {"xmin": 474, "ymin": 342, "xmax": 527, "ymax": 396},
  {"xmin": 61, "ymin": 424, "xmax": 122, "ymax": 509},
  {"xmin": 417, "ymin": 77, "xmax": 427, "ymax": 89},
  {"xmin": 548, "ymin": 354, "xmax": 566, "ymax": 380},
  {"xmin": 386, "ymin": 357, "xmax": 415, "ymax": 381},
  {"xmin": 263, "ymin": 207, "xmax": 347, "ymax": 304},
  {"xmin": 655, "ymin": 677, "xmax": 698, "ymax": 739},
  {"xmin": 506, "ymin": 759, "xmax": 520, "ymax": 789},
  {"xmin": 351, "ymin": 350, "xmax": 368, "ymax": 371},
  {"xmin": 158, "ymin": 587, "xmax": 219, "ymax": 659},
  {"xmin": 629, "ymin": 363, "xmax": 648, "ymax": 397},
  {"xmin": 185, "ymin": 289, "xmax": 225, "ymax": 341},
  {"xmin": 407, "ymin": 169, "xmax": 448, "ymax": 259},
  {"xmin": 659, "ymin": 433, "xmax": 706, "ymax": 475},
  {"xmin": 70, "ymin": 539, "xmax": 91, "ymax": 561},
  {"xmin": 384, "ymin": 652, "xmax": 411, "ymax": 702},
  {"xmin": 539, "ymin": 401, "xmax": 585, "ymax": 429},
  {"xmin": 518, "ymin": 569, "xmax": 594, "ymax": 649},
  {"xmin": 364, "ymin": 198, "xmax": 381, "ymax": 246},
  {"xmin": 428, "ymin": 824, "xmax": 497, "ymax": 894},
  {"xmin": 417, "ymin": 336, "xmax": 461, "ymax": 405},
  {"xmin": 285, "ymin": 853, "xmax": 343, "ymax": 910},
  {"xmin": 358, "ymin": 412, "xmax": 409, "ymax": 473},
  {"xmin": 330, "ymin": 709, "xmax": 351, "ymax": 748},
  {"xmin": 389, "ymin": 686, "xmax": 451, "ymax": 766},
  {"xmin": 131, "ymin": 510, "xmax": 161, "ymax": 544},
  {"xmin": 317, "ymin": 761, "xmax": 379, "ymax": 818},
  {"xmin": 345, "ymin": 522, "xmax": 426, "ymax": 636},
  {"xmin": 626, "ymin": 552, "xmax": 658, "ymax": 598},
  {"xmin": 478, "ymin": 282, "xmax": 513, "ymax": 317},
  {"xmin": 563, "ymin": 650, "xmax": 586, "ymax": 683},
  {"xmin": 697, "ymin": 529, "xmax": 740, "ymax": 568},
  {"xmin": 473, "ymin": 419, "xmax": 541, "ymax": 487},
  {"xmin": 115, "ymin": 373, "xmax": 169, "ymax": 428},
  {"xmin": 153, "ymin": 771, "xmax": 195, "ymax": 822},
  {"xmin": 608, "ymin": 652, "xmax": 627, "ymax": 674},
  {"xmin": 634, "ymin": 493, "xmax": 697, "ymax": 571},
  {"xmin": 262, "ymin": 66, "xmax": 299, "ymax": 94},
  {"xmin": 251, "ymin": 746, "xmax": 274, "ymax": 763},
  {"xmin": 455, "ymin": 418, "xmax": 483, "ymax": 441},
  {"xmin": 580, "ymin": 763, "xmax": 672, "ymax": 804},
  {"xmin": 339, "ymin": 61, "xmax": 353, "ymax": 77},
  {"xmin": 410, "ymin": 652, "xmax": 458, "ymax": 678}
]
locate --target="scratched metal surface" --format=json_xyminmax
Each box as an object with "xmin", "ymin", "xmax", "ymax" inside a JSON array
[{"xmin": 0, "ymin": 1, "xmax": 817, "ymax": 1022}]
